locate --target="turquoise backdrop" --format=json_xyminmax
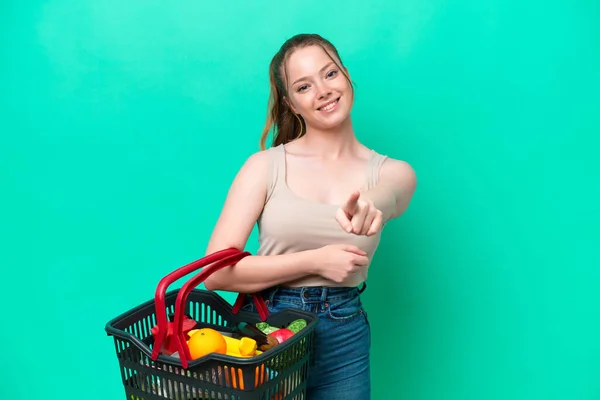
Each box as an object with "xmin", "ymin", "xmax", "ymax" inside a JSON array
[{"xmin": 2, "ymin": 0, "xmax": 599, "ymax": 399}]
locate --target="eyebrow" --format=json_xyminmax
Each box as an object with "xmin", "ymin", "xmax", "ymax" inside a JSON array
[{"xmin": 291, "ymin": 61, "xmax": 336, "ymax": 86}]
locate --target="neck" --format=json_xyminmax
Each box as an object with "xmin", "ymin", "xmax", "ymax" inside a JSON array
[{"xmin": 300, "ymin": 117, "xmax": 358, "ymax": 159}]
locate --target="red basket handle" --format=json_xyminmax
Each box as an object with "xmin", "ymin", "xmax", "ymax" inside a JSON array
[
  {"xmin": 172, "ymin": 250, "xmax": 265, "ymax": 367},
  {"xmin": 232, "ymin": 291, "xmax": 269, "ymax": 317},
  {"xmin": 151, "ymin": 248, "xmax": 268, "ymax": 362}
]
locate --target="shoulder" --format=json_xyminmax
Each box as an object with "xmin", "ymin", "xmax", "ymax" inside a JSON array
[
  {"xmin": 234, "ymin": 145, "xmax": 283, "ymax": 186},
  {"xmin": 239, "ymin": 145, "xmax": 279, "ymax": 173},
  {"xmin": 377, "ymin": 154, "xmax": 417, "ymax": 192},
  {"xmin": 232, "ymin": 149, "xmax": 270, "ymax": 183},
  {"xmin": 243, "ymin": 148, "xmax": 270, "ymax": 167}
]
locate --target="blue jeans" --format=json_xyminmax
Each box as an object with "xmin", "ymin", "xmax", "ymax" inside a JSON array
[{"xmin": 243, "ymin": 285, "xmax": 371, "ymax": 400}]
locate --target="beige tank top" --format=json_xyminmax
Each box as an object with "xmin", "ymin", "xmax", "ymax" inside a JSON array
[{"xmin": 257, "ymin": 143, "xmax": 389, "ymax": 288}]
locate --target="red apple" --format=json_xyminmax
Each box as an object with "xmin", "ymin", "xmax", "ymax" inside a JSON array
[{"xmin": 270, "ymin": 328, "xmax": 294, "ymax": 344}]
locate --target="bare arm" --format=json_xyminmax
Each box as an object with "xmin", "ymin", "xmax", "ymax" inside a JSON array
[
  {"xmin": 362, "ymin": 158, "xmax": 417, "ymax": 222},
  {"xmin": 335, "ymin": 158, "xmax": 417, "ymax": 236},
  {"xmin": 202, "ymin": 151, "xmax": 316, "ymax": 293}
]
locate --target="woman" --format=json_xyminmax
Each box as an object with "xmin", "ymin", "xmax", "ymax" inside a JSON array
[{"xmin": 204, "ymin": 33, "xmax": 417, "ymax": 399}]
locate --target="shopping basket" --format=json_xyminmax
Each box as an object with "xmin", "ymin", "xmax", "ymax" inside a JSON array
[{"xmin": 105, "ymin": 248, "xmax": 318, "ymax": 400}]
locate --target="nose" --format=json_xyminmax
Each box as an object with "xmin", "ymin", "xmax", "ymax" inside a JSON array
[{"xmin": 316, "ymin": 83, "xmax": 333, "ymax": 100}]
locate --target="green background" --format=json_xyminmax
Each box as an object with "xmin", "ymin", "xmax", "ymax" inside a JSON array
[{"xmin": 2, "ymin": 0, "xmax": 599, "ymax": 399}]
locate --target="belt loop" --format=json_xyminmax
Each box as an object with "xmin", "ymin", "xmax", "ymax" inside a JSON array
[
  {"xmin": 320, "ymin": 286, "xmax": 328, "ymax": 302},
  {"xmin": 268, "ymin": 286, "xmax": 280, "ymax": 303}
]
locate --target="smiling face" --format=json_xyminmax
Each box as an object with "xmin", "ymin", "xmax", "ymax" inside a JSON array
[{"xmin": 282, "ymin": 45, "xmax": 354, "ymax": 132}]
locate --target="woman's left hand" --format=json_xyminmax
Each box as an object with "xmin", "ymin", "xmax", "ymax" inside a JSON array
[{"xmin": 335, "ymin": 191, "xmax": 383, "ymax": 236}]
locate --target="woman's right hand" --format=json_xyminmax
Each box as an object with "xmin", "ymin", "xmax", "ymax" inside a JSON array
[{"xmin": 310, "ymin": 244, "xmax": 370, "ymax": 283}]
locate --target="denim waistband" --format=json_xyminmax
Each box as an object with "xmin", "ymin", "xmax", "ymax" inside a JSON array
[{"xmin": 260, "ymin": 282, "xmax": 367, "ymax": 304}]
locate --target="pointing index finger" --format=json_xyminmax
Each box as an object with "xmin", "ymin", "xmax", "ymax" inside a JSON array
[{"xmin": 341, "ymin": 190, "xmax": 361, "ymax": 215}]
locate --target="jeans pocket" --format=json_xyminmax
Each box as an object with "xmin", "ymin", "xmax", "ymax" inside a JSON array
[
  {"xmin": 269, "ymin": 298, "xmax": 302, "ymax": 313},
  {"xmin": 326, "ymin": 295, "xmax": 364, "ymax": 322}
]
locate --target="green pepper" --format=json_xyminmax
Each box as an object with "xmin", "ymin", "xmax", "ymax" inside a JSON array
[
  {"xmin": 286, "ymin": 319, "xmax": 307, "ymax": 333},
  {"xmin": 256, "ymin": 322, "xmax": 279, "ymax": 334}
]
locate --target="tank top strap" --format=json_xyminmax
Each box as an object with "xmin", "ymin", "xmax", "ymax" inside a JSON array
[
  {"xmin": 365, "ymin": 150, "xmax": 389, "ymax": 190},
  {"xmin": 265, "ymin": 144, "xmax": 287, "ymax": 203}
]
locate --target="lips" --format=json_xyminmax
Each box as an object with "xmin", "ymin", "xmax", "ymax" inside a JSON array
[{"xmin": 317, "ymin": 97, "xmax": 340, "ymax": 112}]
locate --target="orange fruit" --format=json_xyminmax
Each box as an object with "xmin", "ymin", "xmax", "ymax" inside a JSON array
[{"xmin": 187, "ymin": 328, "xmax": 227, "ymax": 359}]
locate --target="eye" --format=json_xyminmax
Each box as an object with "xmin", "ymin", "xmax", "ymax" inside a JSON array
[
  {"xmin": 296, "ymin": 84, "xmax": 309, "ymax": 92},
  {"xmin": 326, "ymin": 70, "xmax": 338, "ymax": 78}
]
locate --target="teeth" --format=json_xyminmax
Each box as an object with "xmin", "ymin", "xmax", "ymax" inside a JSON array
[{"xmin": 320, "ymin": 99, "xmax": 338, "ymax": 111}]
